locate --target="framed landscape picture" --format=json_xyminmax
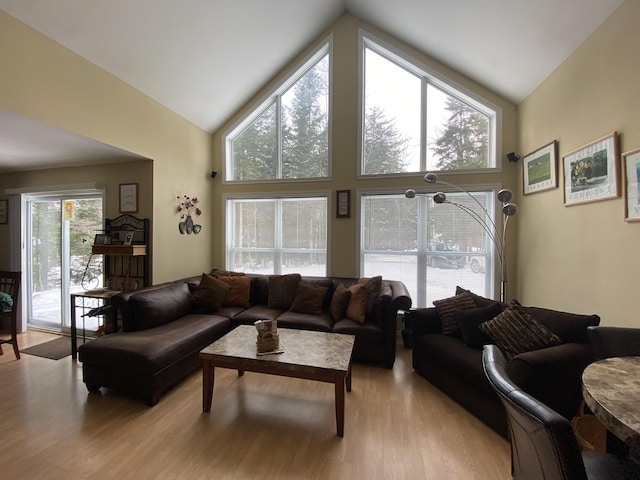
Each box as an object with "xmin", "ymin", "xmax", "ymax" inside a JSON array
[
  {"xmin": 522, "ymin": 140, "xmax": 558, "ymax": 195},
  {"xmin": 563, "ymin": 132, "xmax": 620, "ymax": 206},
  {"xmin": 623, "ymin": 148, "xmax": 640, "ymax": 222}
]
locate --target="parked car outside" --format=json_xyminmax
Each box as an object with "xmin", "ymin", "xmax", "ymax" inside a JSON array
[
  {"xmin": 470, "ymin": 255, "xmax": 486, "ymax": 273},
  {"xmin": 426, "ymin": 243, "xmax": 466, "ymax": 269}
]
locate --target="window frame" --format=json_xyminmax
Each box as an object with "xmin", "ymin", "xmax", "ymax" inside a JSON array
[
  {"xmin": 358, "ymin": 30, "xmax": 503, "ymax": 177},
  {"xmin": 223, "ymin": 36, "xmax": 333, "ymax": 184},
  {"xmin": 223, "ymin": 191, "xmax": 330, "ymax": 275}
]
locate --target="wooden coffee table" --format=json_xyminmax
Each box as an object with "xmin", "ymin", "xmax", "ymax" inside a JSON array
[{"xmin": 199, "ymin": 325, "xmax": 355, "ymax": 437}]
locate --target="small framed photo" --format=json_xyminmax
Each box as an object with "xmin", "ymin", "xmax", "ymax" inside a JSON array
[
  {"xmin": 522, "ymin": 141, "xmax": 558, "ymax": 195},
  {"xmin": 336, "ymin": 190, "xmax": 351, "ymax": 218},
  {"xmin": 0, "ymin": 199, "xmax": 7, "ymax": 224},
  {"xmin": 623, "ymin": 148, "xmax": 640, "ymax": 222},
  {"xmin": 123, "ymin": 232, "xmax": 134, "ymax": 246},
  {"xmin": 563, "ymin": 132, "xmax": 620, "ymax": 206},
  {"xmin": 119, "ymin": 183, "xmax": 139, "ymax": 213}
]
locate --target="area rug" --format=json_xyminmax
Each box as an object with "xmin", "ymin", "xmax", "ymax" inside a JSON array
[{"xmin": 21, "ymin": 336, "xmax": 77, "ymax": 360}]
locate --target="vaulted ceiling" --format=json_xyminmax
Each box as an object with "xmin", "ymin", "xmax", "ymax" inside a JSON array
[{"xmin": 0, "ymin": 0, "xmax": 624, "ymax": 172}]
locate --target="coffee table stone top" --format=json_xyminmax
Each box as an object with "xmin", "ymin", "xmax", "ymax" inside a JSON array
[{"xmin": 200, "ymin": 325, "xmax": 355, "ymax": 375}]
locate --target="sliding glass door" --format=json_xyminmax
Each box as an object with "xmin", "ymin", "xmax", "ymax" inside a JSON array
[{"xmin": 26, "ymin": 192, "xmax": 104, "ymax": 332}]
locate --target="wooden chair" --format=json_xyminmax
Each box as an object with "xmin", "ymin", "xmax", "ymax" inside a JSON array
[
  {"xmin": 0, "ymin": 271, "xmax": 21, "ymax": 359},
  {"xmin": 482, "ymin": 344, "xmax": 639, "ymax": 479}
]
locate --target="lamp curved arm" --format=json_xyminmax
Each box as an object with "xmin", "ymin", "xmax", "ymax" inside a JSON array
[
  {"xmin": 424, "ymin": 173, "xmax": 501, "ymax": 238},
  {"xmin": 444, "ymin": 200, "xmax": 504, "ymax": 268}
]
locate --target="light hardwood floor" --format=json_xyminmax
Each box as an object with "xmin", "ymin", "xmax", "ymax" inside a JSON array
[{"xmin": 0, "ymin": 330, "xmax": 510, "ymax": 480}]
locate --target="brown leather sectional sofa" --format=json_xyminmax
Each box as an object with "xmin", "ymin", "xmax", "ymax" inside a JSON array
[
  {"xmin": 78, "ymin": 273, "xmax": 411, "ymax": 406},
  {"xmin": 408, "ymin": 290, "xmax": 599, "ymax": 437}
]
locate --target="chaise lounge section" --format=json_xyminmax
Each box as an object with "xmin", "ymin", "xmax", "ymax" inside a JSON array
[{"xmin": 78, "ymin": 272, "xmax": 411, "ymax": 405}]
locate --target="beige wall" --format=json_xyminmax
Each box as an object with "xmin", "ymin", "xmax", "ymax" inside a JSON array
[
  {"xmin": 211, "ymin": 14, "xmax": 519, "ymax": 283},
  {"xmin": 517, "ymin": 0, "xmax": 639, "ymax": 326},
  {"xmin": 0, "ymin": 11, "xmax": 214, "ymax": 283}
]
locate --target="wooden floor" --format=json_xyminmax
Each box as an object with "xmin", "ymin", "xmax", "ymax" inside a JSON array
[{"xmin": 0, "ymin": 330, "xmax": 510, "ymax": 480}]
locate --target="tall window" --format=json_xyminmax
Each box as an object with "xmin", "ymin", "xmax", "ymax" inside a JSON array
[
  {"xmin": 225, "ymin": 41, "xmax": 331, "ymax": 182},
  {"xmin": 226, "ymin": 196, "xmax": 328, "ymax": 275},
  {"xmin": 362, "ymin": 34, "xmax": 499, "ymax": 175},
  {"xmin": 361, "ymin": 191, "xmax": 496, "ymax": 307}
]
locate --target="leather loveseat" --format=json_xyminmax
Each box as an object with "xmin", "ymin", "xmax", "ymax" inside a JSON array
[
  {"xmin": 408, "ymin": 287, "xmax": 599, "ymax": 437},
  {"xmin": 78, "ymin": 272, "xmax": 411, "ymax": 405}
]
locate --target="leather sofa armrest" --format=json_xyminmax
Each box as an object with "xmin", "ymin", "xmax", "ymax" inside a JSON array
[
  {"xmin": 508, "ymin": 342, "xmax": 594, "ymax": 419},
  {"xmin": 407, "ymin": 308, "xmax": 443, "ymax": 337},
  {"xmin": 379, "ymin": 280, "xmax": 412, "ymax": 368}
]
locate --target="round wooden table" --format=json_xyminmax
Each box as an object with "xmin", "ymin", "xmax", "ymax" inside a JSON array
[{"xmin": 582, "ymin": 356, "xmax": 640, "ymax": 452}]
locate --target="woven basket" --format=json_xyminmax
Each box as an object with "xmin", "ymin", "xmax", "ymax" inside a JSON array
[
  {"xmin": 571, "ymin": 401, "xmax": 607, "ymax": 453},
  {"xmin": 257, "ymin": 333, "xmax": 280, "ymax": 353}
]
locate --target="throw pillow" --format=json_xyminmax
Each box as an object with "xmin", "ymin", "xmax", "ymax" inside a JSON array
[
  {"xmin": 289, "ymin": 282, "xmax": 329, "ymax": 315},
  {"xmin": 330, "ymin": 283, "xmax": 351, "ymax": 321},
  {"xmin": 478, "ymin": 299, "xmax": 562, "ymax": 360},
  {"xmin": 268, "ymin": 274, "xmax": 302, "ymax": 310},
  {"xmin": 190, "ymin": 273, "xmax": 231, "ymax": 311},
  {"xmin": 433, "ymin": 292, "xmax": 477, "ymax": 335},
  {"xmin": 210, "ymin": 268, "xmax": 246, "ymax": 277},
  {"xmin": 346, "ymin": 283, "xmax": 368, "ymax": 324},
  {"xmin": 358, "ymin": 275, "xmax": 382, "ymax": 317},
  {"xmin": 457, "ymin": 302, "xmax": 503, "ymax": 348},
  {"xmin": 456, "ymin": 285, "xmax": 500, "ymax": 308},
  {"xmin": 217, "ymin": 275, "xmax": 252, "ymax": 308}
]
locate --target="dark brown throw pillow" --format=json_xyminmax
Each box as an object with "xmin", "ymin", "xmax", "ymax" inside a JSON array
[
  {"xmin": 433, "ymin": 292, "xmax": 477, "ymax": 335},
  {"xmin": 478, "ymin": 299, "xmax": 562, "ymax": 360},
  {"xmin": 346, "ymin": 283, "xmax": 368, "ymax": 324},
  {"xmin": 330, "ymin": 283, "xmax": 351, "ymax": 321},
  {"xmin": 190, "ymin": 273, "xmax": 231, "ymax": 311},
  {"xmin": 457, "ymin": 302, "xmax": 503, "ymax": 347},
  {"xmin": 217, "ymin": 275, "xmax": 252, "ymax": 308},
  {"xmin": 289, "ymin": 282, "xmax": 329, "ymax": 315},
  {"xmin": 268, "ymin": 274, "xmax": 302, "ymax": 310},
  {"xmin": 358, "ymin": 276, "xmax": 382, "ymax": 317}
]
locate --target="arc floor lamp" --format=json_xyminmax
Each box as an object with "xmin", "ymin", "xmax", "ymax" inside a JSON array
[{"xmin": 405, "ymin": 173, "xmax": 518, "ymax": 303}]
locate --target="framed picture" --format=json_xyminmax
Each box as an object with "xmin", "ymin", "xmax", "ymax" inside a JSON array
[
  {"xmin": 522, "ymin": 141, "xmax": 558, "ymax": 195},
  {"xmin": 123, "ymin": 232, "xmax": 134, "ymax": 246},
  {"xmin": 563, "ymin": 132, "xmax": 620, "ymax": 206},
  {"xmin": 623, "ymin": 148, "xmax": 640, "ymax": 222},
  {"xmin": 119, "ymin": 183, "xmax": 139, "ymax": 213},
  {"xmin": 0, "ymin": 199, "xmax": 7, "ymax": 224},
  {"xmin": 336, "ymin": 190, "xmax": 351, "ymax": 218}
]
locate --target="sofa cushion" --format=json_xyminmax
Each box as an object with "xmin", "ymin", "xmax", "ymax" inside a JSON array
[
  {"xmin": 276, "ymin": 311, "xmax": 334, "ymax": 332},
  {"xmin": 268, "ymin": 274, "xmax": 302, "ymax": 310},
  {"xmin": 479, "ymin": 300, "xmax": 561, "ymax": 360},
  {"xmin": 346, "ymin": 283, "xmax": 368, "ymax": 324},
  {"xmin": 128, "ymin": 282, "xmax": 192, "ymax": 331},
  {"xmin": 333, "ymin": 318, "xmax": 382, "ymax": 343},
  {"xmin": 217, "ymin": 275, "xmax": 252, "ymax": 308},
  {"xmin": 233, "ymin": 305, "xmax": 282, "ymax": 325},
  {"xmin": 358, "ymin": 275, "xmax": 382, "ymax": 317},
  {"xmin": 330, "ymin": 284, "xmax": 351, "ymax": 321},
  {"xmin": 522, "ymin": 306, "xmax": 600, "ymax": 343},
  {"xmin": 457, "ymin": 302, "xmax": 503, "ymax": 347},
  {"xmin": 289, "ymin": 281, "xmax": 328, "ymax": 315},
  {"xmin": 190, "ymin": 273, "xmax": 231, "ymax": 311},
  {"xmin": 433, "ymin": 292, "xmax": 477, "ymax": 335}
]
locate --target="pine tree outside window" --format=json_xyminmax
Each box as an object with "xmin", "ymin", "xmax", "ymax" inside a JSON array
[
  {"xmin": 361, "ymin": 34, "xmax": 500, "ymax": 175},
  {"xmin": 225, "ymin": 41, "xmax": 330, "ymax": 182}
]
